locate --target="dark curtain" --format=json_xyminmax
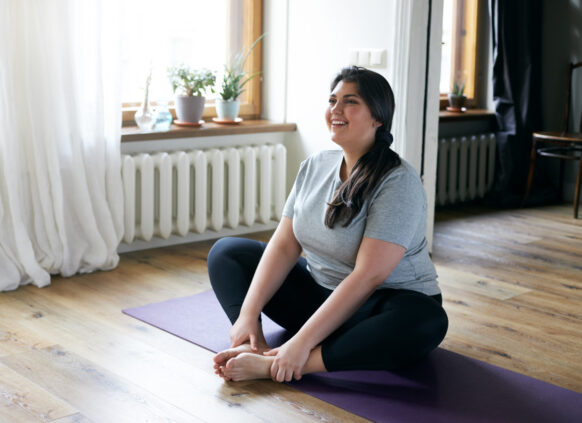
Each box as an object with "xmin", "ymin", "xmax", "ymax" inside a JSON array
[{"xmin": 488, "ymin": 0, "xmax": 553, "ymax": 206}]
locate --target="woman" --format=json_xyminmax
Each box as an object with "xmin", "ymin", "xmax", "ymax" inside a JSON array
[{"xmin": 208, "ymin": 66, "xmax": 448, "ymax": 383}]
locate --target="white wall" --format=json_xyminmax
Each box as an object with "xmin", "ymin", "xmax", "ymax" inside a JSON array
[
  {"xmin": 263, "ymin": 0, "xmax": 398, "ymax": 189},
  {"xmin": 286, "ymin": 0, "xmax": 397, "ymax": 152}
]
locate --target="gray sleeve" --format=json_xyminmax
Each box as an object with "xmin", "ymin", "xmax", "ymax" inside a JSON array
[
  {"xmin": 282, "ymin": 183, "xmax": 296, "ymax": 218},
  {"xmin": 363, "ymin": 167, "xmax": 426, "ymax": 250}
]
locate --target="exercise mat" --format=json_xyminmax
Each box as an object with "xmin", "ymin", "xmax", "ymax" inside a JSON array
[{"xmin": 123, "ymin": 290, "xmax": 582, "ymax": 422}]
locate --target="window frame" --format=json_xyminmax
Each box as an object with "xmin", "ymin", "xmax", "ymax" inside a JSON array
[
  {"xmin": 439, "ymin": 0, "xmax": 483, "ymax": 110},
  {"xmin": 121, "ymin": 0, "xmax": 263, "ymax": 126}
]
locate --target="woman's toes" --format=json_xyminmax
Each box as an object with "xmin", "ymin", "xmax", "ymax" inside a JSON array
[
  {"xmin": 221, "ymin": 353, "xmax": 273, "ymax": 381},
  {"xmin": 213, "ymin": 350, "xmax": 232, "ymax": 364}
]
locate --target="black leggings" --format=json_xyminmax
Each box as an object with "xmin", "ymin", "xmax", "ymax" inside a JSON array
[{"xmin": 207, "ymin": 237, "xmax": 448, "ymax": 372}]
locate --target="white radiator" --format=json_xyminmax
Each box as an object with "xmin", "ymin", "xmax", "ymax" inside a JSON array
[
  {"xmin": 121, "ymin": 144, "xmax": 286, "ymax": 244},
  {"xmin": 436, "ymin": 134, "xmax": 496, "ymax": 206}
]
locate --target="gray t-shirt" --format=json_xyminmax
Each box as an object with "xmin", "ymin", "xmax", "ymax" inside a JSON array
[{"xmin": 283, "ymin": 150, "xmax": 440, "ymax": 296}]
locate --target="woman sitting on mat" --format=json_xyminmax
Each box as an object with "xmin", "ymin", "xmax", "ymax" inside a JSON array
[{"xmin": 208, "ymin": 66, "xmax": 448, "ymax": 383}]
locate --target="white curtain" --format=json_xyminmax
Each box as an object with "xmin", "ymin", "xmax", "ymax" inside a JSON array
[{"xmin": 0, "ymin": 0, "xmax": 123, "ymax": 291}]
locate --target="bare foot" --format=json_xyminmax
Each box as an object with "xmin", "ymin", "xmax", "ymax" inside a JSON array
[
  {"xmin": 221, "ymin": 352, "xmax": 274, "ymax": 381},
  {"xmin": 213, "ymin": 342, "xmax": 270, "ymax": 377},
  {"xmin": 213, "ymin": 342, "xmax": 270, "ymax": 366}
]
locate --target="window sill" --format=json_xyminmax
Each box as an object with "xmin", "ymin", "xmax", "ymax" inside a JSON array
[
  {"xmin": 439, "ymin": 108, "xmax": 496, "ymax": 122},
  {"xmin": 121, "ymin": 120, "xmax": 297, "ymax": 143}
]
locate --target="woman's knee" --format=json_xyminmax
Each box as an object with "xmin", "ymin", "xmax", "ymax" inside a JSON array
[
  {"xmin": 379, "ymin": 295, "xmax": 448, "ymax": 369},
  {"xmin": 386, "ymin": 293, "xmax": 448, "ymax": 351},
  {"xmin": 420, "ymin": 295, "xmax": 448, "ymax": 340},
  {"xmin": 207, "ymin": 237, "xmax": 236, "ymax": 270},
  {"xmin": 209, "ymin": 237, "xmax": 253, "ymax": 264},
  {"xmin": 207, "ymin": 237, "xmax": 266, "ymax": 282},
  {"xmin": 432, "ymin": 303, "xmax": 449, "ymax": 342}
]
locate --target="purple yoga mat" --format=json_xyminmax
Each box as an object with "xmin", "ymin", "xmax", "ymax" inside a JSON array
[{"xmin": 123, "ymin": 290, "xmax": 582, "ymax": 423}]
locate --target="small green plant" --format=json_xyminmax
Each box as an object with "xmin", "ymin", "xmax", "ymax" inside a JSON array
[
  {"xmin": 451, "ymin": 80, "xmax": 465, "ymax": 96},
  {"xmin": 167, "ymin": 65, "xmax": 216, "ymax": 97},
  {"xmin": 451, "ymin": 71, "xmax": 466, "ymax": 96},
  {"xmin": 219, "ymin": 34, "xmax": 265, "ymax": 101}
]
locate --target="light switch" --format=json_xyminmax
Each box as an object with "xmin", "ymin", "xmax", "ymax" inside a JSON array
[
  {"xmin": 370, "ymin": 49, "xmax": 386, "ymax": 67},
  {"xmin": 348, "ymin": 49, "xmax": 359, "ymax": 65},
  {"xmin": 357, "ymin": 50, "xmax": 370, "ymax": 66}
]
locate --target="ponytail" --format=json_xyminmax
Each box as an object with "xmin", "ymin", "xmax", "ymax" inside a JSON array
[{"xmin": 325, "ymin": 130, "xmax": 400, "ymax": 228}]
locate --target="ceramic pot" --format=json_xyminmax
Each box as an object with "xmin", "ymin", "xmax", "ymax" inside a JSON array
[
  {"xmin": 175, "ymin": 95, "xmax": 205, "ymax": 123},
  {"xmin": 215, "ymin": 98, "xmax": 240, "ymax": 121}
]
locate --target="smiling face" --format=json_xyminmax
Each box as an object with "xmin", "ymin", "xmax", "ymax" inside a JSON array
[{"xmin": 325, "ymin": 80, "xmax": 381, "ymax": 153}]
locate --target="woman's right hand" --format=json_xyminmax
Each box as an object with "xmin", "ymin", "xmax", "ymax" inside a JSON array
[{"xmin": 229, "ymin": 313, "xmax": 261, "ymax": 351}]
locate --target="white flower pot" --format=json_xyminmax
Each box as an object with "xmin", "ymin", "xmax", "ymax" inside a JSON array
[{"xmin": 215, "ymin": 98, "xmax": 241, "ymax": 121}]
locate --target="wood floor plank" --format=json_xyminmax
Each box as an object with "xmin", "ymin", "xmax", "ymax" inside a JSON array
[
  {"xmin": 49, "ymin": 413, "xmax": 94, "ymax": 423},
  {"xmin": 0, "ymin": 361, "xmax": 77, "ymax": 423},
  {"xmin": 434, "ymin": 203, "xmax": 582, "ymax": 392},
  {"xmin": 436, "ymin": 266, "xmax": 532, "ymax": 300},
  {"xmin": 434, "ymin": 224, "xmax": 582, "ymax": 274},
  {"xmin": 433, "ymin": 234, "xmax": 582, "ymax": 299},
  {"xmin": 0, "ymin": 346, "xmax": 203, "ymax": 423},
  {"xmin": 507, "ymin": 289, "xmax": 582, "ymax": 323},
  {"xmin": 0, "ymin": 320, "xmax": 54, "ymax": 357}
]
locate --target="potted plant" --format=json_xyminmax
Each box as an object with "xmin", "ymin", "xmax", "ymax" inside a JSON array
[
  {"xmin": 447, "ymin": 78, "xmax": 466, "ymax": 112},
  {"xmin": 215, "ymin": 34, "xmax": 265, "ymax": 122},
  {"xmin": 167, "ymin": 65, "xmax": 216, "ymax": 124}
]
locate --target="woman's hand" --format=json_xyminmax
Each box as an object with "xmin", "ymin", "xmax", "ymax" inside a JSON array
[
  {"xmin": 229, "ymin": 313, "xmax": 261, "ymax": 351},
  {"xmin": 263, "ymin": 338, "xmax": 311, "ymax": 382}
]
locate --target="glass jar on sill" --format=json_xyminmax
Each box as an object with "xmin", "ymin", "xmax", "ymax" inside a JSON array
[
  {"xmin": 134, "ymin": 102, "xmax": 155, "ymax": 131},
  {"xmin": 154, "ymin": 101, "xmax": 173, "ymax": 131}
]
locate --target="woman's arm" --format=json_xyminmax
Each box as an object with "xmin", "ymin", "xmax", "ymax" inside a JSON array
[
  {"xmin": 266, "ymin": 236, "xmax": 405, "ymax": 381},
  {"xmin": 230, "ymin": 216, "xmax": 302, "ymax": 349}
]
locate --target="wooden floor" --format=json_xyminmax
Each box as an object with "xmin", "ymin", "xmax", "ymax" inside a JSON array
[{"xmin": 1, "ymin": 204, "xmax": 581, "ymax": 422}]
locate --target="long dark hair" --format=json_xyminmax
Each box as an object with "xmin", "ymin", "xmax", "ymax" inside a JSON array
[{"xmin": 325, "ymin": 66, "xmax": 401, "ymax": 228}]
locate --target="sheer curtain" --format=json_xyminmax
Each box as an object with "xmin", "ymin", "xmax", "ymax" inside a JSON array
[{"xmin": 0, "ymin": 0, "xmax": 123, "ymax": 291}]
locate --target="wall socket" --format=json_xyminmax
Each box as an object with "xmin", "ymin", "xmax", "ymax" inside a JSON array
[{"xmin": 348, "ymin": 49, "xmax": 387, "ymax": 68}]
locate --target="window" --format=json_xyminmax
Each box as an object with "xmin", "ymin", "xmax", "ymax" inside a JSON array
[
  {"xmin": 440, "ymin": 0, "xmax": 483, "ymax": 109},
  {"xmin": 121, "ymin": 0, "xmax": 262, "ymax": 124}
]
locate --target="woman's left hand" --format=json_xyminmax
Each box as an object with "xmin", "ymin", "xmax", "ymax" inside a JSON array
[{"xmin": 263, "ymin": 338, "xmax": 311, "ymax": 382}]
